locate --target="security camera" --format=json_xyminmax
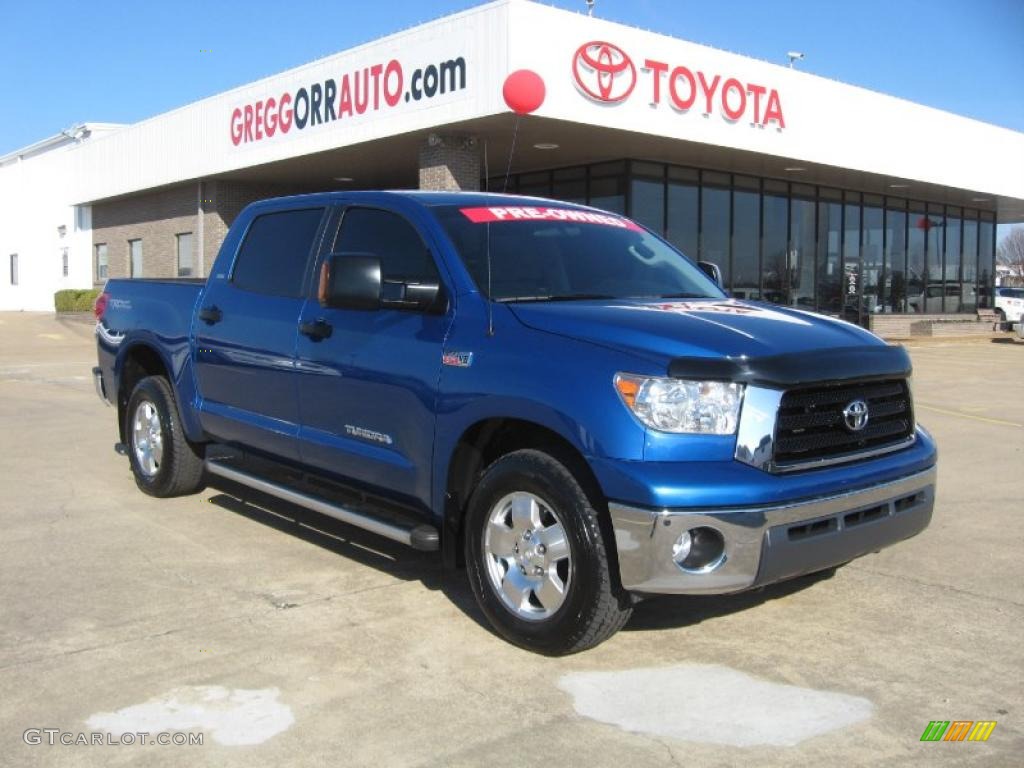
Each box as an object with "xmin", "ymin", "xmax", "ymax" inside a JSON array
[{"xmin": 787, "ymin": 52, "xmax": 805, "ymax": 68}]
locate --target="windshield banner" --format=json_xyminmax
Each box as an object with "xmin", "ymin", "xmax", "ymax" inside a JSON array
[{"xmin": 459, "ymin": 206, "xmax": 644, "ymax": 231}]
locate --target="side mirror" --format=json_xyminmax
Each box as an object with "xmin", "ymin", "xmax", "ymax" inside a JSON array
[
  {"xmin": 319, "ymin": 254, "xmax": 381, "ymax": 310},
  {"xmin": 698, "ymin": 260, "xmax": 723, "ymax": 287},
  {"xmin": 319, "ymin": 253, "xmax": 446, "ymax": 313},
  {"xmin": 387, "ymin": 281, "xmax": 444, "ymax": 313}
]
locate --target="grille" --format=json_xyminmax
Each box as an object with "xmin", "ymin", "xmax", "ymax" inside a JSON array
[{"xmin": 773, "ymin": 378, "xmax": 914, "ymax": 468}]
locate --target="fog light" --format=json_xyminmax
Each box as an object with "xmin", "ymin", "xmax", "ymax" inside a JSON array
[
  {"xmin": 672, "ymin": 530, "xmax": 692, "ymax": 562},
  {"xmin": 673, "ymin": 526, "xmax": 726, "ymax": 573}
]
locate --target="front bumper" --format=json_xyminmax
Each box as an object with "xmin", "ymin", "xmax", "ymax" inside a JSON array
[{"xmin": 609, "ymin": 466, "xmax": 935, "ymax": 594}]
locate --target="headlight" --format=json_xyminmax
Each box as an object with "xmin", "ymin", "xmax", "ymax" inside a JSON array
[{"xmin": 614, "ymin": 373, "xmax": 744, "ymax": 434}]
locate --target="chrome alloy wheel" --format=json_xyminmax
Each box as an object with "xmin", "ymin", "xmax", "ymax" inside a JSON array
[
  {"xmin": 483, "ymin": 492, "xmax": 572, "ymax": 621},
  {"xmin": 131, "ymin": 400, "xmax": 164, "ymax": 478}
]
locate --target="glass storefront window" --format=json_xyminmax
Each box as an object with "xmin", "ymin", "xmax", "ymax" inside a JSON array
[
  {"xmin": 884, "ymin": 204, "xmax": 908, "ymax": 313},
  {"xmin": 518, "ymin": 171, "xmax": 551, "ymax": 198},
  {"xmin": 789, "ymin": 196, "xmax": 816, "ymax": 309},
  {"xmin": 590, "ymin": 175, "xmax": 625, "ymax": 214},
  {"xmin": 843, "ymin": 200, "xmax": 861, "ymax": 322},
  {"xmin": 503, "ymin": 162, "xmax": 986, "ymax": 319},
  {"xmin": 762, "ymin": 192, "xmax": 788, "ymax": 304},
  {"xmin": 979, "ymin": 216, "xmax": 995, "ymax": 308},
  {"xmin": 907, "ymin": 202, "xmax": 926, "ymax": 313},
  {"xmin": 630, "ymin": 163, "xmax": 665, "ymax": 234},
  {"xmin": 701, "ymin": 184, "xmax": 731, "ymax": 287},
  {"xmin": 666, "ymin": 177, "xmax": 699, "ymax": 260},
  {"xmin": 925, "ymin": 203, "xmax": 944, "ymax": 312},
  {"xmin": 862, "ymin": 205, "xmax": 883, "ymax": 315},
  {"xmin": 944, "ymin": 208, "xmax": 962, "ymax": 312},
  {"xmin": 817, "ymin": 201, "xmax": 842, "ymax": 314},
  {"xmin": 962, "ymin": 213, "xmax": 978, "ymax": 312},
  {"xmin": 551, "ymin": 167, "xmax": 586, "ymax": 204},
  {"xmin": 732, "ymin": 188, "xmax": 760, "ymax": 300}
]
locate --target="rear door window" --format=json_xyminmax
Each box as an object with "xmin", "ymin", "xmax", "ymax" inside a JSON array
[{"xmin": 232, "ymin": 208, "xmax": 325, "ymax": 297}]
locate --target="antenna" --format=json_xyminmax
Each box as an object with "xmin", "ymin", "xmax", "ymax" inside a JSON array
[
  {"xmin": 484, "ymin": 135, "xmax": 494, "ymax": 335},
  {"xmin": 586, "ymin": 0, "xmax": 595, "ymax": 17},
  {"xmin": 491, "ymin": 115, "xmax": 523, "ymax": 336},
  {"xmin": 486, "ymin": 222, "xmax": 494, "ymax": 337},
  {"xmin": 502, "ymin": 116, "xmax": 520, "ymax": 193}
]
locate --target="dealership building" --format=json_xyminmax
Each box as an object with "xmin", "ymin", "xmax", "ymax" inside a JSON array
[{"xmin": 2, "ymin": 0, "xmax": 1023, "ymax": 332}]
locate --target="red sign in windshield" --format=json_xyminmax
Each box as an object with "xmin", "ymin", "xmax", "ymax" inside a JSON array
[{"xmin": 459, "ymin": 206, "xmax": 643, "ymax": 231}]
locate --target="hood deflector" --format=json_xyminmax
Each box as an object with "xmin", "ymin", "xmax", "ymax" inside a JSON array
[{"xmin": 668, "ymin": 345, "xmax": 912, "ymax": 388}]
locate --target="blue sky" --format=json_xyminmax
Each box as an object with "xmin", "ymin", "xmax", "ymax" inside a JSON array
[
  {"xmin": 0, "ymin": 0, "xmax": 1021, "ymax": 157},
  {"xmin": 1, "ymin": 0, "xmax": 1021, "ymax": 238}
]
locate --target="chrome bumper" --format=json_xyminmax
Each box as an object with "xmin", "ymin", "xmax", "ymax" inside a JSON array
[
  {"xmin": 609, "ymin": 466, "xmax": 936, "ymax": 595},
  {"xmin": 92, "ymin": 366, "xmax": 112, "ymax": 406}
]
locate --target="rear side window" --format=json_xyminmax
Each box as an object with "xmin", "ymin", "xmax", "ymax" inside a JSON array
[
  {"xmin": 334, "ymin": 207, "xmax": 438, "ymax": 283},
  {"xmin": 232, "ymin": 208, "xmax": 324, "ymax": 297}
]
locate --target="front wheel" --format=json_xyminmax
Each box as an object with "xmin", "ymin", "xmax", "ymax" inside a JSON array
[
  {"xmin": 465, "ymin": 449, "xmax": 632, "ymax": 655},
  {"xmin": 125, "ymin": 376, "xmax": 205, "ymax": 497}
]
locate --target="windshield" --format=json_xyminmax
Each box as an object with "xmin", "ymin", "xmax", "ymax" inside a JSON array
[
  {"xmin": 998, "ymin": 288, "xmax": 1024, "ymax": 299},
  {"xmin": 432, "ymin": 204, "xmax": 724, "ymax": 302}
]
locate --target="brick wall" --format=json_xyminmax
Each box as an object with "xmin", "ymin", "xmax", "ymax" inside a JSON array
[
  {"xmin": 418, "ymin": 134, "xmax": 480, "ymax": 191},
  {"xmin": 869, "ymin": 313, "xmax": 982, "ymax": 339},
  {"xmin": 92, "ymin": 185, "xmax": 197, "ymax": 282}
]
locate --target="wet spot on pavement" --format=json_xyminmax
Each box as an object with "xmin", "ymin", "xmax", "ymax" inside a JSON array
[
  {"xmin": 86, "ymin": 686, "xmax": 294, "ymax": 746},
  {"xmin": 558, "ymin": 664, "xmax": 872, "ymax": 747}
]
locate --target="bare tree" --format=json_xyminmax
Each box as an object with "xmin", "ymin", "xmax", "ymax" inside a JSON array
[{"xmin": 997, "ymin": 226, "xmax": 1024, "ymax": 277}]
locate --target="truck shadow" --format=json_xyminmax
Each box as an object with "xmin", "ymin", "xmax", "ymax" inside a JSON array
[
  {"xmin": 204, "ymin": 478, "xmax": 487, "ymax": 625},
  {"xmin": 624, "ymin": 568, "xmax": 836, "ymax": 631},
  {"xmin": 205, "ymin": 478, "xmax": 836, "ymax": 635}
]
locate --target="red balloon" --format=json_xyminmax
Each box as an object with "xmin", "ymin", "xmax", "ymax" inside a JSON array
[{"xmin": 503, "ymin": 69, "xmax": 546, "ymax": 115}]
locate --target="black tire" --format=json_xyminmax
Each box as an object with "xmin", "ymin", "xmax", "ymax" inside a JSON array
[
  {"xmin": 125, "ymin": 376, "xmax": 205, "ymax": 497},
  {"xmin": 464, "ymin": 449, "xmax": 632, "ymax": 655},
  {"xmin": 996, "ymin": 308, "xmax": 1006, "ymax": 328}
]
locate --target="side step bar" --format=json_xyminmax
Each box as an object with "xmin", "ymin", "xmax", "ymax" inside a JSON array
[{"xmin": 205, "ymin": 460, "xmax": 439, "ymax": 551}]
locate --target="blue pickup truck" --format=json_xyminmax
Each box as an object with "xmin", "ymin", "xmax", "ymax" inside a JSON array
[{"xmin": 93, "ymin": 191, "xmax": 936, "ymax": 654}]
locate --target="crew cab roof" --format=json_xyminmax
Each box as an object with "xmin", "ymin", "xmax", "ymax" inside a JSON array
[{"xmin": 244, "ymin": 189, "xmax": 601, "ymax": 212}]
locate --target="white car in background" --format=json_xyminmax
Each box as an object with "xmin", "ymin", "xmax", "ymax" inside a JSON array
[{"xmin": 995, "ymin": 287, "xmax": 1024, "ymax": 326}]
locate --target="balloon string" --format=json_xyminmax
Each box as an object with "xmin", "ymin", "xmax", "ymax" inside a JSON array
[{"xmin": 502, "ymin": 115, "xmax": 521, "ymax": 193}]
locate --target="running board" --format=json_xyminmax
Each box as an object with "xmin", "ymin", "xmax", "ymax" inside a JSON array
[{"xmin": 205, "ymin": 460, "xmax": 439, "ymax": 551}]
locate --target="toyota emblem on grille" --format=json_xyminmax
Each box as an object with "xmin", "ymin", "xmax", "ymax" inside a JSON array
[{"xmin": 842, "ymin": 399, "xmax": 870, "ymax": 432}]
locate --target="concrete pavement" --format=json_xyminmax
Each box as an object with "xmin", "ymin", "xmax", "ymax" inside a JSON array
[{"xmin": 1, "ymin": 311, "xmax": 1021, "ymax": 767}]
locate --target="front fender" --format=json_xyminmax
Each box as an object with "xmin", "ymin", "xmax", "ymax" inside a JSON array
[{"xmin": 430, "ymin": 302, "xmax": 651, "ymax": 519}]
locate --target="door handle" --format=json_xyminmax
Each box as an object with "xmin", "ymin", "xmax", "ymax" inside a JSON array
[
  {"xmin": 299, "ymin": 319, "xmax": 333, "ymax": 341},
  {"xmin": 198, "ymin": 305, "xmax": 222, "ymax": 324}
]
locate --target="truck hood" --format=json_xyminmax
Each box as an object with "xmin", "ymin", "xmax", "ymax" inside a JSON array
[{"xmin": 508, "ymin": 298, "xmax": 893, "ymax": 378}]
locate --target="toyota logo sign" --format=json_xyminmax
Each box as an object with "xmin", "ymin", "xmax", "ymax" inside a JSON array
[
  {"xmin": 572, "ymin": 41, "xmax": 636, "ymax": 103},
  {"xmin": 842, "ymin": 399, "xmax": 870, "ymax": 432}
]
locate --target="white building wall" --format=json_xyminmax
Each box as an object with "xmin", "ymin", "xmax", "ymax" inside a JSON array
[{"xmin": 0, "ymin": 147, "xmax": 96, "ymax": 312}]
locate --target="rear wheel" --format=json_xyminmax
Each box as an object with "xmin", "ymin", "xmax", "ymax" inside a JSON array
[
  {"xmin": 465, "ymin": 449, "xmax": 632, "ymax": 655},
  {"xmin": 125, "ymin": 376, "xmax": 204, "ymax": 497}
]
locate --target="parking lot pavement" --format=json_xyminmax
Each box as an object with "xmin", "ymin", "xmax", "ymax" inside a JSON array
[{"xmin": 1, "ymin": 311, "xmax": 1022, "ymax": 767}]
